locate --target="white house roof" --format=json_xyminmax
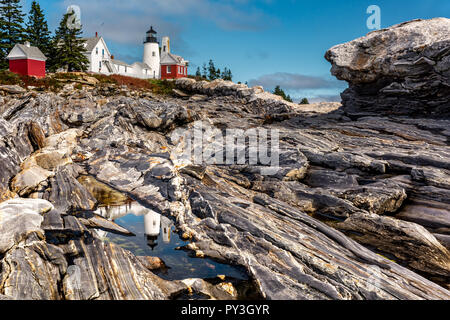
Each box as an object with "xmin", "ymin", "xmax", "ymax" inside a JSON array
[
  {"xmin": 7, "ymin": 43, "xmax": 47, "ymax": 61},
  {"xmin": 160, "ymin": 52, "xmax": 188, "ymax": 66},
  {"xmin": 132, "ymin": 62, "xmax": 152, "ymax": 70},
  {"xmin": 112, "ymin": 59, "xmax": 132, "ymax": 67},
  {"xmin": 82, "ymin": 36, "xmax": 102, "ymax": 52}
]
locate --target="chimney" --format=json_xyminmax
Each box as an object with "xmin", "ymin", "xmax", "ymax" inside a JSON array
[
  {"xmin": 95, "ymin": 32, "xmax": 98, "ymax": 37},
  {"xmin": 24, "ymin": 41, "xmax": 31, "ymax": 48},
  {"xmin": 111, "ymin": 55, "xmax": 115, "ymax": 60}
]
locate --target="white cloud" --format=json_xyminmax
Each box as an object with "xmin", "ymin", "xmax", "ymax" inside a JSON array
[{"xmin": 61, "ymin": 0, "xmax": 275, "ymax": 44}]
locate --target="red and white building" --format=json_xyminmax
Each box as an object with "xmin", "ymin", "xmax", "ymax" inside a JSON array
[
  {"xmin": 82, "ymin": 27, "xmax": 188, "ymax": 80},
  {"xmin": 7, "ymin": 42, "xmax": 47, "ymax": 78},
  {"xmin": 160, "ymin": 36, "xmax": 189, "ymax": 80}
]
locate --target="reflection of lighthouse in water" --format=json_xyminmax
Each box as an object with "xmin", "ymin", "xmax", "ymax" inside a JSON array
[
  {"xmin": 144, "ymin": 211, "xmax": 160, "ymax": 250},
  {"xmin": 161, "ymin": 216, "xmax": 172, "ymax": 243},
  {"xmin": 95, "ymin": 201, "xmax": 174, "ymax": 251},
  {"xmin": 144, "ymin": 212, "xmax": 174, "ymax": 250}
]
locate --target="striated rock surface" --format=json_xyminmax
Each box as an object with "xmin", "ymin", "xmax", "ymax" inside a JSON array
[
  {"xmin": 0, "ymin": 199, "xmax": 51, "ymax": 254},
  {"xmin": 0, "ymin": 80, "xmax": 449, "ymax": 299},
  {"xmin": 0, "ymin": 23, "xmax": 450, "ymax": 299},
  {"xmin": 325, "ymin": 18, "xmax": 450, "ymax": 117}
]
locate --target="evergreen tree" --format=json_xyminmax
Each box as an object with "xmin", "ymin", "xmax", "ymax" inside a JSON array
[
  {"xmin": 221, "ymin": 67, "xmax": 232, "ymax": 81},
  {"xmin": 24, "ymin": 1, "xmax": 51, "ymax": 56},
  {"xmin": 48, "ymin": 11, "xmax": 89, "ymax": 72},
  {"xmin": 216, "ymin": 68, "xmax": 221, "ymax": 79},
  {"xmin": 195, "ymin": 67, "xmax": 201, "ymax": 78},
  {"xmin": 299, "ymin": 98, "xmax": 309, "ymax": 105},
  {"xmin": 273, "ymin": 85, "xmax": 292, "ymax": 102},
  {"xmin": 202, "ymin": 63, "xmax": 207, "ymax": 79},
  {"xmin": 0, "ymin": 24, "xmax": 5, "ymax": 68},
  {"xmin": 0, "ymin": 0, "xmax": 25, "ymax": 69},
  {"xmin": 208, "ymin": 59, "xmax": 217, "ymax": 80},
  {"xmin": 273, "ymin": 85, "xmax": 285, "ymax": 97}
]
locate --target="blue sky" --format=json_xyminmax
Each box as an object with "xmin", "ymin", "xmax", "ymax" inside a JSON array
[{"xmin": 21, "ymin": 0, "xmax": 450, "ymax": 102}]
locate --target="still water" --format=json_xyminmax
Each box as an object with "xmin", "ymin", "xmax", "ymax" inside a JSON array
[{"xmin": 94, "ymin": 202, "xmax": 249, "ymax": 281}]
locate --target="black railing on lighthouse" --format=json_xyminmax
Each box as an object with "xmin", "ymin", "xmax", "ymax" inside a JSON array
[{"xmin": 144, "ymin": 35, "xmax": 159, "ymax": 44}]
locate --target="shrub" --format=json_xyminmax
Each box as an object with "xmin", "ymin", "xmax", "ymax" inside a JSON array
[
  {"xmin": 52, "ymin": 72, "xmax": 80, "ymax": 81},
  {"xmin": 21, "ymin": 75, "xmax": 63, "ymax": 91},
  {"xmin": 91, "ymin": 73, "xmax": 118, "ymax": 85},
  {"xmin": 110, "ymin": 75, "xmax": 153, "ymax": 90},
  {"xmin": 148, "ymin": 79, "xmax": 176, "ymax": 95},
  {"xmin": 0, "ymin": 70, "xmax": 22, "ymax": 85}
]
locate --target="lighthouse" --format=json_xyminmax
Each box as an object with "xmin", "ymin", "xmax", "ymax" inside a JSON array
[
  {"xmin": 144, "ymin": 210, "xmax": 161, "ymax": 250},
  {"xmin": 143, "ymin": 26, "xmax": 160, "ymax": 79}
]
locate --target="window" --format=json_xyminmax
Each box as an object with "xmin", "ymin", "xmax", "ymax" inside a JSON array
[
  {"xmin": 99, "ymin": 61, "xmax": 102, "ymax": 69},
  {"xmin": 102, "ymin": 49, "xmax": 105, "ymax": 57},
  {"xmin": 163, "ymin": 46, "xmax": 166, "ymax": 52},
  {"xmin": 167, "ymin": 66, "xmax": 171, "ymax": 73},
  {"xmin": 152, "ymin": 51, "xmax": 156, "ymax": 57},
  {"xmin": 125, "ymin": 66, "xmax": 127, "ymax": 73},
  {"xmin": 96, "ymin": 47, "xmax": 98, "ymax": 55}
]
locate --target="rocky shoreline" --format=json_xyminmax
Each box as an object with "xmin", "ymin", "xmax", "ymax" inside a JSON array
[{"xmin": 0, "ymin": 18, "xmax": 449, "ymax": 300}]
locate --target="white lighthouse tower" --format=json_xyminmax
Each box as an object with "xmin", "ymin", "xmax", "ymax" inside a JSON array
[
  {"xmin": 144, "ymin": 210, "xmax": 161, "ymax": 250},
  {"xmin": 143, "ymin": 26, "xmax": 160, "ymax": 79}
]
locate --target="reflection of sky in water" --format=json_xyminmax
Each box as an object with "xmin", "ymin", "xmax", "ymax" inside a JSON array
[{"xmin": 97, "ymin": 202, "xmax": 248, "ymax": 281}]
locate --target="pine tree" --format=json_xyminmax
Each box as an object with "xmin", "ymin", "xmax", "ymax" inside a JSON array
[
  {"xmin": 299, "ymin": 98, "xmax": 309, "ymax": 105},
  {"xmin": 273, "ymin": 85, "xmax": 292, "ymax": 102},
  {"xmin": 0, "ymin": 0, "xmax": 25, "ymax": 69},
  {"xmin": 273, "ymin": 85, "xmax": 284, "ymax": 97},
  {"xmin": 48, "ymin": 11, "xmax": 89, "ymax": 72},
  {"xmin": 195, "ymin": 67, "xmax": 201, "ymax": 78},
  {"xmin": 221, "ymin": 67, "xmax": 232, "ymax": 81},
  {"xmin": 208, "ymin": 59, "xmax": 217, "ymax": 80},
  {"xmin": 202, "ymin": 63, "xmax": 207, "ymax": 79},
  {"xmin": 24, "ymin": 1, "xmax": 51, "ymax": 56},
  {"xmin": 0, "ymin": 24, "xmax": 5, "ymax": 69}
]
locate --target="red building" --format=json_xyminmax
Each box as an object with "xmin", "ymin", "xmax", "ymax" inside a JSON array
[
  {"xmin": 160, "ymin": 63, "xmax": 188, "ymax": 80},
  {"xmin": 7, "ymin": 42, "xmax": 47, "ymax": 78},
  {"xmin": 159, "ymin": 38, "xmax": 188, "ymax": 80}
]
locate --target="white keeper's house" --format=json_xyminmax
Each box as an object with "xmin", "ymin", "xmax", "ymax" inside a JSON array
[{"xmin": 83, "ymin": 26, "xmax": 188, "ymax": 80}]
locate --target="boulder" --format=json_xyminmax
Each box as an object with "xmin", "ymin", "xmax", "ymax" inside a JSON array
[
  {"xmin": 0, "ymin": 85, "xmax": 26, "ymax": 94},
  {"xmin": 0, "ymin": 198, "xmax": 52, "ymax": 254},
  {"xmin": 338, "ymin": 213, "xmax": 450, "ymax": 278},
  {"xmin": 325, "ymin": 18, "xmax": 450, "ymax": 117}
]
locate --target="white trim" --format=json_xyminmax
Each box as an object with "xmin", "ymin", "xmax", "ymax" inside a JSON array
[{"xmin": 7, "ymin": 57, "xmax": 46, "ymax": 62}]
